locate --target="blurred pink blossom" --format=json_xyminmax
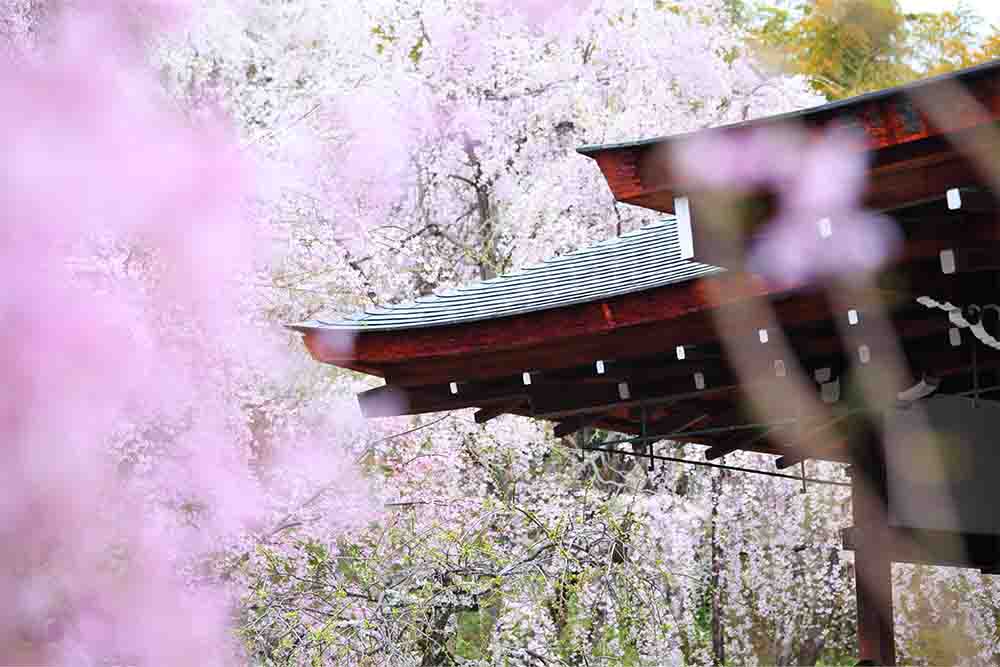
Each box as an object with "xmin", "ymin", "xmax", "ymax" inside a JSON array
[
  {"xmin": 0, "ymin": 2, "xmax": 369, "ymax": 664},
  {"xmin": 674, "ymin": 127, "xmax": 901, "ymax": 286}
]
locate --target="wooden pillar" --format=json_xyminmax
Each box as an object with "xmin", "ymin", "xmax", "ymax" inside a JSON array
[{"xmin": 850, "ymin": 453, "xmax": 896, "ymax": 666}]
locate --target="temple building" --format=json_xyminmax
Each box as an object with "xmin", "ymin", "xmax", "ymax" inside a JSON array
[{"xmin": 295, "ymin": 60, "xmax": 1000, "ymax": 665}]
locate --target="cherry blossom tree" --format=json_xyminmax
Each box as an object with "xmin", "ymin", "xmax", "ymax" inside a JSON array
[
  {"xmin": 7, "ymin": 0, "xmax": 1000, "ymax": 665},
  {"xmin": 154, "ymin": 1, "xmax": 876, "ymax": 664},
  {"xmin": 0, "ymin": 2, "xmax": 372, "ymax": 664}
]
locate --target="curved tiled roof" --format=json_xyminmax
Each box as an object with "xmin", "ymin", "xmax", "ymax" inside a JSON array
[{"xmin": 293, "ymin": 217, "xmax": 724, "ymax": 332}]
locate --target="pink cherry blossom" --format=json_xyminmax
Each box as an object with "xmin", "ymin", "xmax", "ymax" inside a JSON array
[
  {"xmin": 0, "ymin": 2, "xmax": 371, "ymax": 663},
  {"xmin": 6, "ymin": 0, "xmax": 985, "ymax": 664},
  {"xmin": 675, "ymin": 126, "xmax": 902, "ymax": 285}
]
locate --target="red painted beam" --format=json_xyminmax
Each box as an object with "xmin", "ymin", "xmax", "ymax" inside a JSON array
[
  {"xmin": 306, "ymin": 273, "xmax": 771, "ymax": 366},
  {"xmin": 305, "ymin": 283, "xmax": 907, "ymax": 388}
]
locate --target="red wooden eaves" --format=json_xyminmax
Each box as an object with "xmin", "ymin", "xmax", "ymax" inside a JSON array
[
  {"xmin": 586, "ymin": 72, "xmax": 1000, "ymax": 216},
  {"xmin": 304, "ymin": 273, "xmax": 774, "ymax": 377}
]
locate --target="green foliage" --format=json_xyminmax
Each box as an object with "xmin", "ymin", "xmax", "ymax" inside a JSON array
[
  {"xmin": 371, "ymin": 23, "xmax": 425, "ymax": 63},
  {"xmin": 746, "ymin": 0, "xmax": 1000, "ymax": 99},
  {"xmin": 370, "ymin": 24, "xmax": 395, "ymax": 56},
  {"xmin": 408, "ymin": 33, "xmax": 425, "ymax": 64}
]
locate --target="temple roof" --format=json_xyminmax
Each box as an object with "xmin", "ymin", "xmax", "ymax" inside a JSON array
[
  {"xmin": 292, "ymin": 58, "xmax": 1000, "ymax": 584},
  {"xmin": 294, "ymin": 218, "xmax": 722, "ymax": 333},
  {"xmin": 295, "ymin": 59, "xmax": 1000, "ymax": 469},
  {"xmin": 297, "ymin": 58, "xmax": 1000, "ymax": 339}
]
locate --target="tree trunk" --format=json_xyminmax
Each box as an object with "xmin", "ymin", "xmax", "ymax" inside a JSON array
[
  {"xmin": 793, "ymin": 634, "xmax": 824, "ymax": 666},
  {"xmin": 710, "ymin": 473, "xmax": 726, "ymax": 666}
]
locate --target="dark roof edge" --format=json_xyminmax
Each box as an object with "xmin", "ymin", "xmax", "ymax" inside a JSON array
[{"xmin": 577, "ymin": 58, "xmax": 1000, "ymax": 157}]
